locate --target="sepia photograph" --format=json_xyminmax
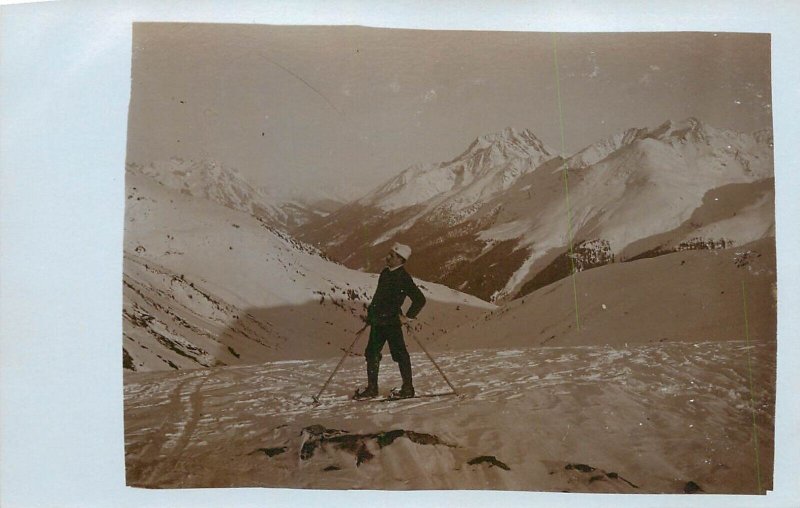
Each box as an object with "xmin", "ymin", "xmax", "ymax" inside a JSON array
[{"xmin": 119, "ymin": 24, "xmax": 777, "ymax": 494}]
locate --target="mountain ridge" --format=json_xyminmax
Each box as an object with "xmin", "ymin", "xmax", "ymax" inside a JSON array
[{"xmin": 296, "ymin": 118, "xmax": 774, "ymax": 302}]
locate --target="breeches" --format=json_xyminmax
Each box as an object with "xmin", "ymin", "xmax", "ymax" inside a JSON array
[{"xmin": 364, "ymin": 324, "xmax": 409, "ymax": 364}]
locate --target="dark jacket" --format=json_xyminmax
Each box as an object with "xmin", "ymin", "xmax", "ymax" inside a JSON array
[{"xmin": 367, "ymin": 266, "xmax": 426, "ymax": 326}]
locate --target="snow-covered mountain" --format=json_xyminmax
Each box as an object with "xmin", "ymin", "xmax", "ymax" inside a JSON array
[
  {"xmin": 127, "ymin": 158, "xmax": 287, "ymax": 224},
  {"xmin": 123, "ymin": 169, "xmax": 494, "ymax": 372},
  {"xmin": 296, "ymin": 119, "xmax": 774, "ymax": 302},
  {"xmin": 126, "ymin": 158, "xmax": 336, "ymax": 230},
  {"xmin": 565, "ymin": 127, "xmax": 649, "ymax": 169},
  {"xmin": 296, "ymin": 127, "xmax": 557, "ymax": 268},
  {"xmin": 360, "ymin": 127, "xmax": 555, "ymax": 214},
  {"xmin": 491, "ymin": 117, "xmax": 774, "ymax": 298}
]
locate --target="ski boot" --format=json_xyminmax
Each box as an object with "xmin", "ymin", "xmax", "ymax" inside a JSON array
[
  {"xmin": 389, "ymin": 385, "xmax": 415, "ymax": 400},
  {"xmin": 394, "ymin": 358, "xmax": 414, "ymax": 399},
  {"xmin": 353, "ymin": 385, "xmax": 378, "ymax": 400},
  {"xmin": 353, "ymin": 358, "xmax": 380, "ymax": 400}
]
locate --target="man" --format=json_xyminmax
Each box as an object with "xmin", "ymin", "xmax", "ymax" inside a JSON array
[{"xmin": 354, "ymin": 242, "xmax": 426, "ymax": 400}]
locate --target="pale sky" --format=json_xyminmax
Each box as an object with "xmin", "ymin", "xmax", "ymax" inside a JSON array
[{"xmin": 127, "ymin": 25, "xmax": 772, "ymax": 201}]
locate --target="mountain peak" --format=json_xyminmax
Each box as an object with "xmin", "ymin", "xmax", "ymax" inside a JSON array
[
  {"xmin": 649, "ymin": 117, "xmax": 711, "ymax": 142},
  {"xmin": 452, "ymin": 127, "xmax": 554, "ymax": 166},
  {"xmin": 360, "ymin": 127, "xmax": 556, "ymax": 212},
  {"xmin": 474, "ymin": 127, "xmax": 542, "ymax": 149},
  {"xmin": 566, "ymin": 126, "xmax": 650, "ymax": 170}
]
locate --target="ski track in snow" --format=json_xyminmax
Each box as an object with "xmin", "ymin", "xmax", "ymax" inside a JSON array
[{"xmin": 124, "ymin": 340, "xmax": 775, "ymax": 492}]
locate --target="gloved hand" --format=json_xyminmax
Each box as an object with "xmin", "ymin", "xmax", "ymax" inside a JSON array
[{"xmin": 400, "ymin": 315, "xmax": 420, "ymax": 332}]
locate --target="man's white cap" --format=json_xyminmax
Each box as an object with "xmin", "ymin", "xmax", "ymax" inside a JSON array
[{"xmin": 391, "ymin": 243, "xmax": 412, "ymax": 261}]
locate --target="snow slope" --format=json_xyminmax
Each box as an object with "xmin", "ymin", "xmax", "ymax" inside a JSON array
[
  {"xmin": 440, "ymin": 237, "xmax": 776, "ymax": 351},
  {"xmin": 124, "ymin": 340, "xmax": 775, "ymax": 493},
  {"xmin": 123, "ymin": 171, "xmax": 494, "ymax": 371},
  {"xmin": 562, "ymin": 118, "xmax": 772, "ymax": 251}
]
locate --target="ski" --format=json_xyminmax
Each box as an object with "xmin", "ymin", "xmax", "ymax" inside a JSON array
[
  {"xmin": 352, "ymin": 391, "xmax": 458, "ymax": 403},
  {"xmin": 380, "ymin": 391, "xmax": 459, "ymax": 402}
]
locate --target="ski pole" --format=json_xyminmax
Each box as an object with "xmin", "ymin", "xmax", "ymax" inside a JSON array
[
  {"xmin": 311, "ymin": 323, "xmax": 369, "ymax": 404},
  {"xmin": 406, "ymin": 324, "xmax": 458, "ymax": 395}
]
